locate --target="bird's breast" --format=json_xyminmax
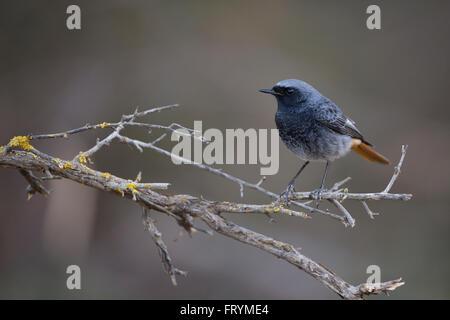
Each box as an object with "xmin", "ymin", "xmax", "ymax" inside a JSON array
[{"xmin": 275, "ymin": 109, "xmax": 351, "ymax": 161}]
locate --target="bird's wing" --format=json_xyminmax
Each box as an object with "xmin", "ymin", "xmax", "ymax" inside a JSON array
[{"xmin": 315, "ymin": 104, "xmax": 372, "ymax": 146}]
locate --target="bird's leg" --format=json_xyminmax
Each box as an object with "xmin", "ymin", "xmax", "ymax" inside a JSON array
[
  {"xmin": 280, "ymin": 161, "xmax": 309, "ymax": 204},
  {"xmin": 313, "ymin": 161, "xmax": 329, "ymax": 208}
]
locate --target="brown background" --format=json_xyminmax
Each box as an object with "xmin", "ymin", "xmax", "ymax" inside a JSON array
[{"xmin": 0, "ymin": 0, "xmax": 449, "ymax": 299}]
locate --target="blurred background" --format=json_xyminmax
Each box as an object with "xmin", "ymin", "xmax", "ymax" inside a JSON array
[{"xmin": 0, "ymin": 0, "xmax": 449, "ymax": 299}]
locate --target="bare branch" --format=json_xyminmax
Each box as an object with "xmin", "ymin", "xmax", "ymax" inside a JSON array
[
  {"xmin": 355, "ymin": 278, "xmax": 405, "ymax": 296},
  {"xmin": 330, "ymin": 177, "xmax": 352, "ymax": 191},
  {"xmin": 19, "ymin": 169, "xmax": 50, "ymax": 199},
  {"xmin": 122, "ymin": 104, "xmax": 180, "ymax": 120},
  {"xmin": 142, "ymin": 208, "xmax": 187, "ymax": 286},
  {"xmin": 291, "ymin": 190, "xmax": 412, "ymax": 201},
  {"xmin": 330, "ymin": 199, "xmax": 355, "ymax": 227},
  {"xmin": 0, "ymin": 105, "xmax": 410, "ymax": 299},
  {"xmin": 361, "ymin": 201, "xmax": 379, "ymax": 220},
  {"xmin": 199, "ymin": 209, "xmax": 404, "ymax": 299},
  {"xmin": 383, "ymin": 145, "xmax": 408, "ymax": 193},
  {"xmin": 284, "ymin": 146, "xmax": 411, "ymax": 225}
]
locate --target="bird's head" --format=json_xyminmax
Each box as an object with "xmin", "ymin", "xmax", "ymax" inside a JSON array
[{"xmin": 259, "ymin": 79, "xmax": 320, "ymax": 109}]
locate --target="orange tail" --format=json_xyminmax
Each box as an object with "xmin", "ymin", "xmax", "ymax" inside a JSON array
[{"xmin": 351, "ymin": 139, "xmax": 389, "ymax": 164}]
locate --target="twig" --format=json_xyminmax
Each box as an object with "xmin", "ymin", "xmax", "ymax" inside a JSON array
[
  {"xmin": 330, "ymin": 177, "xmax": 352, "ymax": 192},
  {"xmin": 122, "ymin": 104, "xmax": 179, "ymax": 120},
  {"xmin": 330, "ymin": 199, "xmax": 355, "ymax": 227},
  {"xmin": 19, "ymin": 169, "xmax": 50, "ymax": 199},
  {"xmin": 355, "ymin": 278, "xmax": 405, "ymax": 296},
  {"xmin": 383, "ymin": 145, "xmax": 408, "ymax": 193},
  {"xmin": 142, "ymin": 208, "xmax": 187, "ymax": 286},
  {"xmin": 361, "ymin": 201, "xmax": 379, "ymax": 219},
  {"xmin": 290, "ymin": 191, "xmax": 411, "ymax": 201}
]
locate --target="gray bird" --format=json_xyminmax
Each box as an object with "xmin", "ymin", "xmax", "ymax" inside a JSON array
[{"xmin": 260, "ymin": 79, "xmax": 389, "ymax": 202}]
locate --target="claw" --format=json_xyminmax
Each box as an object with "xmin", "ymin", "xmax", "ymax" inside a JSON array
[
  {"xmin": 312, "ymin": 187, "xmax": 327, "ymax": 209},
  {"xmin": 279, "ymin": 184, "xmax": 296, "ymax": 205}
]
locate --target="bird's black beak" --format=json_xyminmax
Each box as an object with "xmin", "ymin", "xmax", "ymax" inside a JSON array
[{"xmin": 259, "ymin": 89, "xmax": 281, "ymax": 96}]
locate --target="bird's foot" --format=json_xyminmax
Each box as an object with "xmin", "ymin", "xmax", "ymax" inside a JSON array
[
  {"xmin": 312, "ymin": 187, "xmax": 327, "ymax": 209},
  {"xmin": 279, "ymin": 184, "xmax": 296, "ymax": 205}
]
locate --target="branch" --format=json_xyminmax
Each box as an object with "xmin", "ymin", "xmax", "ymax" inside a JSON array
[
  {"xmin": 290, "ymin": 146, "xmax": 411, "ymax": 202},
  {"xmin": 0, "ymin": 105, "xmax": 409, "ymax": 299},
  {"xmin": 142, "ymin": 208, "xmax": 187, "ymax": 285},
  {"xmin": 383, "ymin": 145, "xmax": 408, "ymax": 193},
  {"xmin": 286, "ymin": 145, "xmax": 411, "ymax": 226},
  {"xmin": 19, "ymin": 169, "xmax": 50, "ymax": 199}
]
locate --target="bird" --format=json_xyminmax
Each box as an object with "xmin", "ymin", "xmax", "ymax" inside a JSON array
[{"xmin": 259, "ymin": 79, "xmax": 389, "ymax": 203}]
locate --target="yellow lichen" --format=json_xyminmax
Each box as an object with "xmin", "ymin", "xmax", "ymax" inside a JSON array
[
  {"xmin": 80, "ymin": 163, "xmax": 92, "ymax": 171},
  {"xmin": 63, "ymin": 133, "xmax": 68, "ymax": 138},
  {"xmin": 99, "ymin": 122, "xmax": 111, "ymax": 129},
  {"xmin": 123, "ymin": 182, "xmax": 139, "ymax": 195},
  {"xmin": 78, "ymin": 154, "xmax": 87, "ymax": 164},
  {"xmin": 125, "ymin": 182, "xmax": 137, "ymax": 190},
  {"xmin": 0, "ymin": 146, "xmax": 4, "ymax": 153},
  {"xmin": 8, "ymin": 136, "xmax": 34, "ymax": 151},
  {"xmin": 101, "ymin": 172, "xmax": 111, "ymax": 179},
  {"xmin": 63, "ymin": 162, "xmax": 74, "ymax": 169}
]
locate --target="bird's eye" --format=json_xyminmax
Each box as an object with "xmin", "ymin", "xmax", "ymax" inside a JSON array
[{"xmin": 286, "ymin": 88, "xmax": 294, "ymax": 95}]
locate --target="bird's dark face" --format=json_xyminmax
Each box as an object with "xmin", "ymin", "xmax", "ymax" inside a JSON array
[
  {"xmin": 259, "ymin": 85, "xmax": 305, "ymax": 107},
  {"xmin": 259, "ymin": 79, "xmax": 318, "ymax": 109}
]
